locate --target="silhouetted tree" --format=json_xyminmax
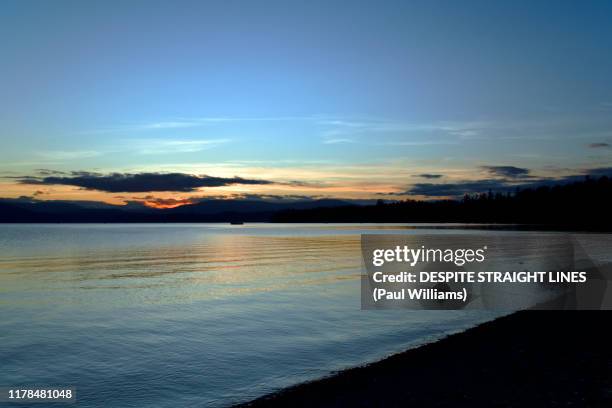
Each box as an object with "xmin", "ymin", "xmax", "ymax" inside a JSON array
[{"xmin": 271, "ymin": 176, "xmax": 612, "ymax": 230}]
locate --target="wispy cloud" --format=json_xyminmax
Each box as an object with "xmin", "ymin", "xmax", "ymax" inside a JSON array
[
  {"xmin": 322, "ymin": 138, "xmax": 355, "ymax": 144},
  {"xmin": 86, "ymin": 116, "xmax": 319, "ymax": 134},
  {"xmin": 37, "ymin": 150, "xmax": 102, "ymax": 160},
  {"xmin": 136, "ymin": 139, "xmax": 230, "ymax": 154},
  {"xmin": 377, "ymin": 140, "xmax": 459, "ymax": 146},
  {"xmin": 316, "ymin": 116, "xmax": 612, "ymax": 147},
  {"xmin": 137, "ymin": 121, "xmax": 203, "ymax": 130},
  {"xmin": 598, "ymin": 102, "xmax": 612, "ymax": 111}
]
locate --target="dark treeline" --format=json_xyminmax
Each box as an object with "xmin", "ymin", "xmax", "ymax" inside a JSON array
[{"xmin": 272, "ymin": 176, "xmax": 612, "ymax": 230}]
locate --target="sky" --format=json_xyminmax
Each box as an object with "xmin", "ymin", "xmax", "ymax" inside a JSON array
[{"xmin": 1, "ymin": 0, "xmax": 612, "ymax": 207}]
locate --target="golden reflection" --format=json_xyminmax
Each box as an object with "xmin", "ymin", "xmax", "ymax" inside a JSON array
[{"xmin": 0, "ymin": 233, "xmax": 363, "ymax": 305}]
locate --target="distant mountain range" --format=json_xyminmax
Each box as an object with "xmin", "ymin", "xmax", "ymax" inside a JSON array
[
  {"xmin": 2, "ymin": 175, "xmax": 611, "ymax": 228},
  {"xmin": 0, "ymin": 197, "xmax": 364, "ymax": 223}
]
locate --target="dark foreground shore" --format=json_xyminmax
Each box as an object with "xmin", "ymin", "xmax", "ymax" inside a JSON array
[{"xmin": 239, "ymin": 311, "xmax": 611, "ymax": 407}]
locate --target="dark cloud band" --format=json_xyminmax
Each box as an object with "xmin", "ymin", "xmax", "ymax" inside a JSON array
[
  {"xmin": 588, "ymin": 142, "xmax": 610, "ymax": 148},
  {"xmin": 406, "ymin": 167, "xmax": 612, "ymax": 197},
  {"xmin": 408, "ymin": 180, "xmax": 514, "ymax": 197},
  {"xmin": 18, "ymin": 172, "xmax": 273, "ymax": 192},
  {"xmin": 481, "ymin": 165, "xmax": 530, "ymax": 178}
]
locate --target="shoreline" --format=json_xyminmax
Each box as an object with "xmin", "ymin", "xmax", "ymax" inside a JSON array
[
  {"xmin": 1, "ymin": 222, "xmax": 612, "ymax": 233},
  {"xmin": 238, "ymin": 311, "xmax": 611, "ymax": 407}
]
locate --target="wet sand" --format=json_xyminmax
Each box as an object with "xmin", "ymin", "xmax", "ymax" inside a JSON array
[{"xmin": 239, "ymin": 311, "xmax": 611, "ymax": 407}]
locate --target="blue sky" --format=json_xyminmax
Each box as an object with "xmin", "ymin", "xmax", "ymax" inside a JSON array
[{"xmin": 1, "ymin": 0, "xmax": 612, "ymax": 205}]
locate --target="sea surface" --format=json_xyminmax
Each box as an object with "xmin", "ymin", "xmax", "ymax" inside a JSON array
[{"xmin": 0, "ymin": 224, "xmax": 609, "ymax": 407}]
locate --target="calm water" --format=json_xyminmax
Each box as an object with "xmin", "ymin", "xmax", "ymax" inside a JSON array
[{"xmin": 0, "ymin": 224, "xmax": 608, "ymax": 407}]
